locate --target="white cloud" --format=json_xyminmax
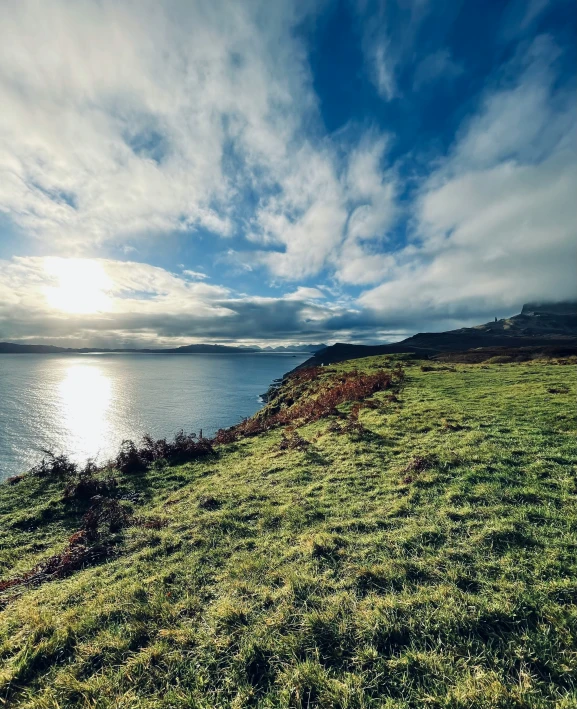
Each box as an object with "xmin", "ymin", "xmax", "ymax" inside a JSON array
[
  {"xmin": 359, "ymin": 38, "xmax": 577, "ymax": 322},
  {"xmin": 0, "ymin": 256, "xmax": 232, "ymax": 323},
  {"xmin": 251, "ymin": 144, "xmax": 348, "ymax": 279},
  {"xmin": 355, "ymin": 0, "xmax": 431, "ymax": 102},
  {"xmin": 0, "ymin": 0, "xmax": 316, "ymax": 247},
  {"xmin": 450, "ymin": 39, "xmax": 567, "ymax": 171},
  {"xmin": 372, "ymin": 42, "xmax": 398, "ymax": 100},
  {"xmin": 249, "ymin": 134, "xmax": 398, "ymax": 283},
  {"xmin": 0, "ymin": 0, "xmax": 401, "ymax": 287},
  {"xmin": 284, "ymin": 287, "xmax": 326, "ymax": 301},
  {"xmin": 520, "ymin": 0, "xmax": 551, "ymax": 30},
  {"xmin": 0, "ymin": 4, "xmax": 573, "ymax": 344},
  {"xmin": 337, "ymin": 136, "xmax": 397, "ymax": 284}
]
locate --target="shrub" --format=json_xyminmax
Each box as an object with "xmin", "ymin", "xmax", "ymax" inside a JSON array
[
  {"xmin": 0, "ymin": 538, "xmax": 112, "ymax": 593},
  {"xmin": 62, "ymin": 460, "xmax": 117, "ymax": 501},
  {"xmin": 0, "ymin": 503, "xmax": 123, "ymax": 593},
  {"xmin": 114, "ymin": 440, "xmax": 148, "ymax": 475},
  {"xmin": 82, "ymin": 498, "xmax": 133, "ymax": 539},
  {"xmin": 113, "ymin": 431, "xmax": 214, "ymax": 474},
  {"xmin": 5, "ymin": 475, "xmax": 23, "ymax": 485},
  {"xmin": 30, "ymin": 450, "xmax": 77, "ymax": 479},
  {"xmin": 63, "ymin": 474, "xmax": 116, "ymax": 501}
]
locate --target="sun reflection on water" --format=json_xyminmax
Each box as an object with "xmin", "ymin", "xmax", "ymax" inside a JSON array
[{"xmin": 58, "ymin": 363, "xmax": 112, "ymax": 462}]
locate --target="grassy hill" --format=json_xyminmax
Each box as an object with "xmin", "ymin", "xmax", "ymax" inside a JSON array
[
  {"xmin": 0, "ymin": 355, "xmax": 575, "ymax": 708},
  {"xmin": 298, "ymin": 302, "xmax": 577, "ymax": 369}
]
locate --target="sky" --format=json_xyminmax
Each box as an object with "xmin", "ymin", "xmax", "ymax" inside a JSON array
[{"xmin": 0, "ymin": 0, "xmax": 575, "ymax": 347}]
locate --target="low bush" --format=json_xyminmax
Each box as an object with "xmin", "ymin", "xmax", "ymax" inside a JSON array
[
  {"xmin": 29, "ymin": 450, "xmax": 77, "ymax": 479},
  {"xmin": 62, "ymin": 460, "xmax": 117, "ymax": 501},
  {"xmin": 113, "ymin": 431, "xmax": 214, "ymax": 474},
  {"xmin": 82, "ymin": 497, "xmax": 133, "ymax": 539},
  {"xmin": 0, "ymin": 496, "xmax": 132, "ymax": 597},
  {"xmin": 6, "ymin": 475, "xmax": 23, "ymax": 485},
  {"xmin": 114, "ymin": 439, "xmax": 147, "ymax": 475},
  {"xmin": 198, "ymin": 495, "xmax": 222, "ymax": 511}
]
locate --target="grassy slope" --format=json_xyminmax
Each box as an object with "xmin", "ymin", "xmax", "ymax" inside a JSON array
[{"xmin": 0, "ymin": 356, "xmax": 576, "ymax": 708}]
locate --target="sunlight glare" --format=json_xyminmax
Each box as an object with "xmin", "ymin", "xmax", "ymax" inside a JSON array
[
  {"xmin": 45, "ymin": 258, "xmax": 112, "ymax": 314},
  {"xmin": 59, "ymin": 363, "xmax": 112, "ymax": 462}
]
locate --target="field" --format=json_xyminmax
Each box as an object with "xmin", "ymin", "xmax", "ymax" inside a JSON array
[{"xmin": 0, "ymin": 356, "xmax": 575, "ymax": 708}]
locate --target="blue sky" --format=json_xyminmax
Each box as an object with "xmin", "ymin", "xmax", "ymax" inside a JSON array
[{"xmin": 0, "ymin": 0, "xmax": 575, "ymax": 347}]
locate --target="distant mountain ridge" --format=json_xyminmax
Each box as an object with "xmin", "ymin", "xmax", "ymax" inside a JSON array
[
  {"xmin": 0, "ymin": 343, "xmax": 257, "ymax": 354},
  {"xmin": 260, "ymin": 344, "xmax": 327, "ymax": 353},
  {"xmin": 297, "ymin": 301, "xmax": 577, "ymax": 369},
  {"xmin": 0, "ymin": 342, "xmax": 326, "ymax": 355}
]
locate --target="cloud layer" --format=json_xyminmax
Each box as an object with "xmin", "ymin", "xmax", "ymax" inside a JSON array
[
  {"xmin": 0, "ymin": 257, "xmax": 379, "ymax": 347},
  {"xmin": 360, "ymin": 37, "xmax": 577, "ymax": 321},
  {"xmin": 0, "ymin": 0, "xmax": 574, "ymax": 345}
]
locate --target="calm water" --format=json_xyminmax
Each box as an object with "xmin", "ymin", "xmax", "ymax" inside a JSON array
[{"xmin": 0, "ymin": 353, "xmax": 308, "ymax": 480}]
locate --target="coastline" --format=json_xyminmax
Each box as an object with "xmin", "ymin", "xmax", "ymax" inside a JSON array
[{"xmin": 0, "ymin": 352, "xmax": 311, "ymax": 481}]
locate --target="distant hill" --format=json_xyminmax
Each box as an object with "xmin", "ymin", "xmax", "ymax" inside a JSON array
[
  {"xmin": 0, "ymin": 343, "xmax": 73, "ymax": 354},
  {"xmin": 0, "ymin": 342, "xmax": 326, "ymax": 355},
  {"xmin": 260, "ymin": 344, "xmax": 327, "ymax": 353},
  {"xmin": 297, "ymin": 301, "xmax": 577, "ymax": 369},
  {"xmin": 0, "ymin": 343, "xmax": 257, "ymax": 355},
  {"xmin": 158, "ymin": 344, "xmax": 257, "ymax": 354}
]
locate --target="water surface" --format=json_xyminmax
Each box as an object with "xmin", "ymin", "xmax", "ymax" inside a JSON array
[{"xmin": 0, "ymin": 353, "xmax": 307, "ymax": 479}]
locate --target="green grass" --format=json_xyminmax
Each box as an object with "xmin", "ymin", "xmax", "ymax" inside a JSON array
[{"xmin": 0, "ymin": 356, "xmax": 576, "ymax": 708}]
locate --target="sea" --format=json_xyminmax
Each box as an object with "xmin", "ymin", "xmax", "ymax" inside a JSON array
[{"xmin": 0, "ymin": 352, "xmax": 309, "ymax": 480}]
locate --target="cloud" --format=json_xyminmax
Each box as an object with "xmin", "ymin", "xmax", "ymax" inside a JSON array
[
  {"xmin": 355, "ymin": 0, "xmax": 431, "ymax": 102},
  {"xmin": 251, "ymin": 144, "xmax": 349, "ymax": 279},
  {"xmin": 500, "ymin": 0, "xmax": 554, "ymax": 38},
  {"xmin": 521, "ymin": 0, "xmax": 551, "ymax": 28},
  {"xmin": 284, "ymin": 287, "xmax": 326, "ymax": 301},
  {"xmin": 359, "ymin": 37, "xmax": 577, "ymax": 321},
  {"xmin": 0, "ymin": 256, "xmax": 378, "ymax": 346},
  {"xmin": 0, "ymin": 0, "xmax": 399, "ymax": 286},
  {"xmin": 249, "ymin": 134, "xmax": 397, "ymax": 283},
  {"xmin": 372, "ymin": 42, "xmax": 398, "ymax": 100},
  {"xmin": 413, "ymin": 49, "xmax": 463, "ymax": 89},
  {"xmin": 0, "ymin": 3, "xmax": 573, "ymax": 346},
  {"xmin": 0, "ymin": 0, "xmax": 318, "ymax": 247}
]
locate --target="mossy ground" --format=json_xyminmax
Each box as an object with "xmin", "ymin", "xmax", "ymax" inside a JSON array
[{"xmin": 0, "ymin": 356, "xmax": 575, "ymax": 708}]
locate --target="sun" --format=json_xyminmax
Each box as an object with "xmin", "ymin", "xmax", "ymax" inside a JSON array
[{"xmin": 45, "ymin": 258, "xmax": 112, "ymax": 314}]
